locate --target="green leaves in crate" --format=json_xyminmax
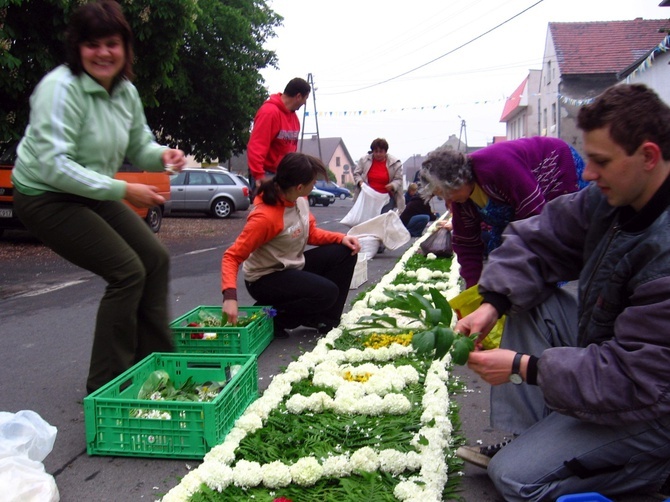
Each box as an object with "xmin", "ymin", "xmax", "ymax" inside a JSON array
[
  {"xmin": 136, "ymin": 370, "xmax": 228, "ymax": 402},
  {"xmin": 352, "ymin": 287, "xmax": 477, "ymax": 364}
]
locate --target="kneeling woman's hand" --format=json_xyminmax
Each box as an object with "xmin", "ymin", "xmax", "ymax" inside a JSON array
[
  {"xmin": 341, "ymin": 235, "xmax": 361, "ymax": 255},
  {"xmin": 223, "ymin": 299, "xmax": 238, "ymax": 325}
]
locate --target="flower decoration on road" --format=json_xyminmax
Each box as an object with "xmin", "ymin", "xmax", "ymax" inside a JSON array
[{"xmin": 163, "ymin": 219, "xmax": 467, "ymax": 502}]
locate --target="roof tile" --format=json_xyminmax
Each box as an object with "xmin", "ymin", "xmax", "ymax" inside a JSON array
[{"xmin": 550, "ymin": 19, "xmax": 670, "ymax": 74}]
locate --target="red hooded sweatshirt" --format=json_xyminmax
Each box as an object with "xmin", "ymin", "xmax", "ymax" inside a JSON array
[{"xmin": 247, "ymin": 93, "xmax": 300, "ymax": 180}]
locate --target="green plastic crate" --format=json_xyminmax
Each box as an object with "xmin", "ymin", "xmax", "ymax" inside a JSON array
[
  {"xmin": 170, "ymin": 305, "xmax": 274, "ymax": 356},
  {"xmin": 84, "ymin": 352, "xmax": 258, "ymax": 459}
]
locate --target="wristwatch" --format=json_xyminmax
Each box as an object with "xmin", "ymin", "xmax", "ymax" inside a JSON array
[{"xmin": 509, "ymin": 352, "xmax": 523, "ymax": 385}]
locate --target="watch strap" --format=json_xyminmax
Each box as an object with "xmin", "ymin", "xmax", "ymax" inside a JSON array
[
  {"xmin": 511, "ymin": 352, "xmax": 523, "ymax": 375},
  {"xmin": 509, "ymin": 352, "xmax": 524, "ymax": 384}
]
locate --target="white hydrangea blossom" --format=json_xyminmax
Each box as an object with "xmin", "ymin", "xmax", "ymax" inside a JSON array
[
  {"xmin": 261, "ymin": 460, "xmax": 292, "ymax": 488},
  {"xmin": 201, "ymin": 462, "xmax": 233, "ymax": 492},
  {"xmin": 234, "ymin": 412, "xmax": 263, "ymax": 433},
  {"xmin": 289, "ymin": 457, "xmax": 323, "ymax": 486},
  {"xmin": 232, "ymin": 459, "xmax": 263, "ymax": 487},
  {"xmin": 378, "ymin": 448, "xmax": 411, "ymax": 475},
  {"xmin": 349, "ymin": 446, "xmax": 380, "ymax": 472},
  {"xmin": 321, "ymin": 454, "xmax": 352, "ymax": 478}
]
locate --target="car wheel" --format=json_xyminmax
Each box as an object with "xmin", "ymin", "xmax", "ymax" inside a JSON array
[
  {"xmin": 322, "ymin": 201, "xmax": 330, "ymax": 207},
  {"xmin": 145, "ymin": 206, "xmax": 162, "ymax": 233},
  {"xmin": 308, "ymin": 197, "xmax": 316, "ymax": 207},
  {"xmin": 339, "ymin": 193, "xmax": 347, "ymax": 200},
  {"xmin": 211, "ymin": 198, "xmax": 232, "ymax": 218}
]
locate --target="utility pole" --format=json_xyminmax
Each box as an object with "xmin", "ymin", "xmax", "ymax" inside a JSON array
[
  {"xmin": 457, "ymin": 117, "xmax": 468, "ymax": 152},
  {"xmin": 299, "ymin": 73, "xmax": 322, "ymax": 161}
]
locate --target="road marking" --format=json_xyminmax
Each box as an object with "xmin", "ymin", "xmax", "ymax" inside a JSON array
[
  {"xmin": 184, "ymin": 247, "xmax": 218, "ymax": 255},
  {"xmin": 15, "ymin": 280, "xmax": 88, "ymax": 298}
]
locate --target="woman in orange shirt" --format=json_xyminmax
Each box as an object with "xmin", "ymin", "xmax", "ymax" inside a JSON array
[{"xmin": 222, "ymin": 153, "xmax": 360, "ymax": 338}]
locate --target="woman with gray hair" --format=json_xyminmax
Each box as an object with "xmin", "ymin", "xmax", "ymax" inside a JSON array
[{"xmin": 420, "ymin": 137, "xmax": 587, "ymax": 288}]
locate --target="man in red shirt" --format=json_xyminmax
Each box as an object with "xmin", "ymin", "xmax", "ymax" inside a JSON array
[{"xmin": 247, "ymin": 78, "xmax": 311, "ymax": 189}]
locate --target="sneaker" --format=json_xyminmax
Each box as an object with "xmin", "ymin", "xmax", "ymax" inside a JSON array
[
  {"xmin": 656, "ymin": 473, "xmax": 670, "ymax": 498},
  {"xmin": 455, "ymin": 439, "xmax": 513, "ymax": 469}
]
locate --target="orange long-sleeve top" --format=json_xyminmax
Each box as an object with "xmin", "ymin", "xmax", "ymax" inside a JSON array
[{"xmin": 221, "ymin": 195, "xmax": 345, "ymax": 300}]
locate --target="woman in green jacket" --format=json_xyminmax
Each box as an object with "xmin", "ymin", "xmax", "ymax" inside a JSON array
[{"xmin": 12, "ymin": 0, "xmax": 186, "ymax": 393}]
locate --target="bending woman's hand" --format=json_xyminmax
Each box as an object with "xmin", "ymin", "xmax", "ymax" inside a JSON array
[
  {"xmin": 162, "ymin": 148, "xmax": 186, "ymax": 172},
  {"xmin": 124, "ymin": 183, "xmax": 165, "ymax": 208},
  {"xmin": 223, "ymin": 299, "xmax": 238, "ymax": 326},
  {"xmin": 341, "ymin": 235, "xmax": 361, "ymax": 255}
]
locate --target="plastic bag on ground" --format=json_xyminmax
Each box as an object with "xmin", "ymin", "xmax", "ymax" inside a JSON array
[
  {"xmin": 340, "ymin": 183, "xmax": 390, "ymax": 227},
  {"xmin": 0, "ymin": 410, "xmax": 57, "ymax": 462},
  {"xmin": 347, "ymin": 211, "xmax": 410, "ymax": 250},
  {"xmin": 357, "ymin": 235, "xmax": 382, "ymax": 259},
  {"xmin": 0, "ymin": 456, "xmax": 59, "ymax": 502}
]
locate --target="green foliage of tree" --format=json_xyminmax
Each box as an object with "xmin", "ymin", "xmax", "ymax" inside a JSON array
[
  {"xmin": 146, "ymin": 0, "xmax": 281, "ymax": 162},
  {"xmin": 0, "ymin": 0, "xmax": 281, "ymax": 162},
  {"xmin": 1, "ymin": 0, "xmax": 69, "ymax": 144}
]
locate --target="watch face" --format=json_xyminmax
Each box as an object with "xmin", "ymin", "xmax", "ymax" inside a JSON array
[{"xmin": 509, "ymin": 373, "xmax": 523, "ymax": 385}]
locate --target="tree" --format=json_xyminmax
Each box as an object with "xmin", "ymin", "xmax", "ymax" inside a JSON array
[
  {"xmin": 145, "ymin": 0, "xmax": 281, "ymax": 162},
  {"xmin": 0, "ymin": 0, "xmax": 281, "ymax": 162}
]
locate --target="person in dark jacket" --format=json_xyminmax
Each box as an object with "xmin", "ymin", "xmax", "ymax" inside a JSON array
[
  {"xmin": 454, "ymin": 84, "xmax": 670, "ymax": 500},
  {"xmin": 399, "ymin": 192, "xmax": 437, "ymax": 237}
]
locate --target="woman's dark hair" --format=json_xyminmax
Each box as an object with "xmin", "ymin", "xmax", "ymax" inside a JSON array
[
  {"xmin": 577, "ymin": 83, "xmax": 670, "ymax": 160},
  {"xmin": 65, "ymin": 0, "xmax": 135, "ymax": 81},
  {"xmin": 369, "ymin": 138, "xmax": 389, "ymax": 153},
  {"xmin": 258, "ymin": 152, "xmax": 328, "ymax": 205}
]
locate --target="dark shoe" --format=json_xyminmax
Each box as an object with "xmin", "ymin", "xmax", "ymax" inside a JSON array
[
  {"xmin": 274, "ymin": 328, "xmax": 290, "ymax": 339},
  {"xmin": 315, "ymin": 323, "xmax": 334, "ymax": 335},
  {"xmin": 455, "ymin": 439, "xmax": 513, "ymax": 469}
]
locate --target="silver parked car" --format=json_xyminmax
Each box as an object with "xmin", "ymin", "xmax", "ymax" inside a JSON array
[{"xmin": 169, "ymin": 168, "xmax": 250, "ymax": 218}]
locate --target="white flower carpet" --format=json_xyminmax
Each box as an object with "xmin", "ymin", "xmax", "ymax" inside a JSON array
[{"xmin": 163, "ymin": 226, "xmax": 465, "ymax": 502}]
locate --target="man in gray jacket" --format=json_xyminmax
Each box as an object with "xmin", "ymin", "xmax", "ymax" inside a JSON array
[{"xmin": 454, "ymin": 83, "xmax": 670, "ymax": 500}]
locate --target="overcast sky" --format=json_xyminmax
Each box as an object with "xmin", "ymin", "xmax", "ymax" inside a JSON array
[{"xmin": 259, "ymin": 0, "xmax": 668, "ymax": 164}]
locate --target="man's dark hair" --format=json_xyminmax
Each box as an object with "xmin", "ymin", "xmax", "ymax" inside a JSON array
[
  {"xmin": 577, "ymin": 84, "xmax": 670, "ymax": 159},
  {"xmin": 65, "ymin": 0, "xmax": 134, "ymax": 81},
  {"xmin": 284, "ymin": 78, "xmax": 311, "ymax": 97}
]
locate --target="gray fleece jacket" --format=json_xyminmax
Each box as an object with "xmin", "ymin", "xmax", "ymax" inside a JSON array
[{"xmin": 479, "ymin": 179, "xmax": 670, "ymax": 425}]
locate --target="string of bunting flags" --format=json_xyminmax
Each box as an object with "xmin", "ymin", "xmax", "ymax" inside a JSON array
[
  {"xmin": 561, "ymin": 34, "xmax": 670, "ymax": 107},
  {"xmin": 303, "ymin": 97, "xmax": 505, "ymax": 117},
  {"xmin": 308, "ymin": 35, "xmax": 670, "ymax": 120},
  {"xmin": 624, "ymin": 34, "xmax": 670, "ymax": 83}
]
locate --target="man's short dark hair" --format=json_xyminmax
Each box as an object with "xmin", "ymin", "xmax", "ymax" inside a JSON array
[
  {"xmin": 577, "ymin": 84, "xmax": 670, "ymax": 160},
  {"xmin": 284, "ymin": 78, "xmax": 311, "ymax": 97}
]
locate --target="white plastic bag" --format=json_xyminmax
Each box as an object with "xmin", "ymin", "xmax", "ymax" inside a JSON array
[
  {"xmin": 340, "ymin": 183, "xmax": 390, "ymax": 227},
  {"xmin": 0, "ymin": 456, "xmax": 59, "ymax": 502},
  {"xmin": 357, "ymin": 235, "xmax": 382, "ymax": 259},
  {"xmin": 347, "ymin": 211, "xmax": 410, "ymax": 250},
  {"xmin": 0, "ymin": 410, "xmax": 57, "ymax": 462}
]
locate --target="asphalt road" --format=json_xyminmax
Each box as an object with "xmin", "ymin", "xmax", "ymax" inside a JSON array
[
  {"xmin": 0, "ymin": 198, "xmax": 446, "ymax": 502},
  {"xmin": 0, "ymin": 197, "xmax": 660, "ymax": 502}
]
